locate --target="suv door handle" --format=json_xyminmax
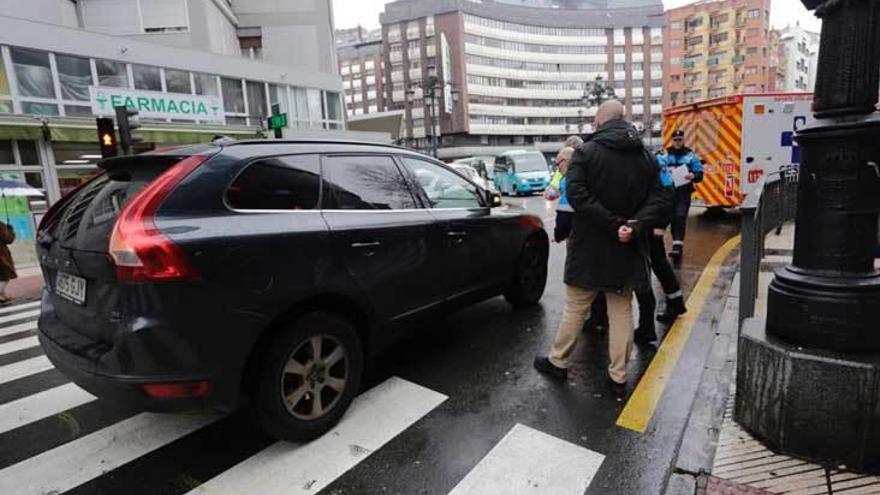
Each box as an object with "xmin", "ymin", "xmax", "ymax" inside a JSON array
[
  {"xmin": 446, "ymin": 231, "xmax": 467, "ymax": 237},
  {"xmin": 351, "ymin": 241, "xmax": 381, "ymax": 248}
]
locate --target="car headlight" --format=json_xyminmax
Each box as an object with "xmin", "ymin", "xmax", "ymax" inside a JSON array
[{"xmin": 520, "ymin": 178, "xmax": 528, "ymax": 184}]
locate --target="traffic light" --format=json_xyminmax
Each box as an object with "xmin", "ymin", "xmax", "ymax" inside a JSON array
[
  {"xmin": 96, "ymin": 117, "xmax": 117, "ymax": 158},
  {"xmin": 115, "ymin": 105, "xmax": 143, "ymax": 155}
]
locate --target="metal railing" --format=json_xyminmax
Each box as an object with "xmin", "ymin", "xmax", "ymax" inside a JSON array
[{"xmin": 738, "ymin": 169, "xmax": 799, "ymax": 327}]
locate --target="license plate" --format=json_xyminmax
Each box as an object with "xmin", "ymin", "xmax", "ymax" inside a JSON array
[{"xmin": 56, "ymin": 272, "xmax": 87, "ymax": 305}]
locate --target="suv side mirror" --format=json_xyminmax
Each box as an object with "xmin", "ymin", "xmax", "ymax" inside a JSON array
[{"xmin": 487, "ymin": 191, "xmax": 502, "ymax": 208}]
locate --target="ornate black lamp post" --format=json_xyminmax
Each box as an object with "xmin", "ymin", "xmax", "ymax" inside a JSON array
[{"xmin": 736, "ymin": 0, "xmax": 880, "ymax": 472}]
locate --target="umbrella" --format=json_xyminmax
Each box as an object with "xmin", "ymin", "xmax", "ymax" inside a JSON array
[{"xmin": 0, "ymin": 179, "xmax": 44, "ymax": 225}]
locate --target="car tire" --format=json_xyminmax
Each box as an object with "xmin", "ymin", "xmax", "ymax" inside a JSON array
[
  {"xmin": 504, "ymin": 235, "xmax": 549, "ymax": 307},
  {"xmin": 252, "ymin": 312, "xmax": 364, "ymax": 442}
]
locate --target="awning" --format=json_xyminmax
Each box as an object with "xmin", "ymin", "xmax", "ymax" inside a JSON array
[{"xmin": 0, "ymin": 115, "xmax": 263, "ymax": 144}]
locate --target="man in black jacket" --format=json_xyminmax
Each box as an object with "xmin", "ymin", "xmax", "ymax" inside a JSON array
[{"xmin": 534, "ymin": 100, "xmax": 670, "ymax": 388}]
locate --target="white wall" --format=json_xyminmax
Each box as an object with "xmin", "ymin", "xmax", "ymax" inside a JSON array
[
  {"xmin": 80, "ymin": 0, "xmax": 140, "ymax": 35},
  {"xmin": 263, "ymin": 25, "xmax": 318, "ymax": 69},
  {"xmin": 203, "ymin": 0, "xmax": 240, "ymax": 56},
  {"xmin": 0, "ymin": 0, "xmax": 80, "ymax": 27}
]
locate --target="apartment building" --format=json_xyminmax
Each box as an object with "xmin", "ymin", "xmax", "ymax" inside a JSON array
[
  {"xmin": 336, "ymin": 27, "xmax": 385, "ymax": 117},
  {"xmin": 378, "ymin": 0, "xmax": 665, "ymax": 159},
  {"xmin": 777, "ymin": 23, "xmax": 819, "ymax": 92},
  {"xmin": 664, "ymin": 0, "xmax": 778, "ymax": 107}
]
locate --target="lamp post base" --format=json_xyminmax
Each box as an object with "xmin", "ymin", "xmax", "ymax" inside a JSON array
[{"xmin": 735, "ymin": 318, "xmax": 880, "ymax": 473}]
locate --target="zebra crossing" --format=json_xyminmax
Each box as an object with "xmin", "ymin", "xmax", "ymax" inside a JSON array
[{"xmin": 0, "ymin": 301, "xmax": 606, "ymax": 494}]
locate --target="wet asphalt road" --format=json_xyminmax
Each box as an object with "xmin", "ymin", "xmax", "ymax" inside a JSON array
[
  {"xmin": 0, "ymin": 195, "xmax": 740, "ymax": 495},
  {"xmin": 321, "ymin": 195, "xmax": 741, "ymax": 494}
]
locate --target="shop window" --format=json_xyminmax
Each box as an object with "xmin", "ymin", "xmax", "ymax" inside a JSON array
[
  {"xmin": 10, "ymin": 48, "xmax": 55, "ymax": 98},
  {"xmin": 246, "ymin": 81, "xmax": 267, "ymax": 118},
  {"xmin": 194, "ymin": 73, "xmax": 218, "ymax": 96},
  {"xmin": 64, "ymin": 105, "xmax": 93, "ymax": 117},
  {"xmin": 291, "ymin": 87, "xmax": 310, "ymax": 127},
  {"xmin": 96, "ymin": 59, "xmax": 129, "ymax": 88},
  {"xmin": 56, "ymin": 54, "xmax": 92, "ymax": 101},
  {"xmin": 221, "ymin": 77, "xmax": 245, "ymax": 113},
  {"xmin": 0, "ymin": 55, "xmax": 9, "ymax": 98},
  {"xmin": 21, "ymin": 102, "xmax": 58, "ymax": 116},
  {"xmin": 18, "ymin": 141, "xmax": 39, "ymax": 165},
  {"xmin": 325, "ymin": 91, "xmax": 342, "ymax": 122},
  {"xmin": 226, "ymin": 116, "xmax": 247, "ymax": 125},
  {"xmin": 0, "ymin": 141, "xmax": 12, "ymax": 164},
  {"xmin": 165, "ymin": 69, "xmax": 191, "ymax": 94},
  {"xmin": 133, "ymin": 64, "xmax": 162, "ymax": 91}
]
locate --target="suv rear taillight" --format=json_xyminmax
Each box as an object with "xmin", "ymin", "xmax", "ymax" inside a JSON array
[{"xmin": 109, "ymin": 155, "xmax": 208, "ymax": 282}]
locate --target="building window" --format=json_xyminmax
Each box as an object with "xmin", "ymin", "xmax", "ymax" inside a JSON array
[
  {"xmin": 132, "ymin": 64, "xmax": 162, "ymax": 91},
  {"xmin": 239, "ymin": 36, "xmax": 263, "ymax": 60},
  {"xmin": 748, "ymin": 9, "xmax": 761, "ymax": 19},
  {"xmin": 140, "ymin": 0, "xmax": 189, "ymax": 32},
  {"xmin": 746, "ymin": 66, "xmax": 759, "ymax": 75},
  {"xmin": 55, "ymin": 54, "xmax": 92, "ymax": 101},
  {"xmin": 671, "ymin": 57, "xmax": 681, "ymax": 66},
  {"xmin": 165, "ymin": 68, "xmax": 191, "ymax": 94},
  {"xmin": 10, "ymin": 48, "xmax": 55, "ymax": 98},
  {"xmin": 246, "ymin": 80, "xmax": 267, "ymax": 119},
  {"xmin": 710, "ymin": 32, "xmax": 729, "ymax": 45},
  {"xmin": 0, "ymin": 53, "xmax": 10, "ymax": 112},
  {"xmin": 671, "ymin": 39, "xmax": 682, "ymax": 47},
  {"xmin": 687, "ymin": 35, "xmax": 703, "ymax": 47},
  {"xmin": 221, "ymin": 77, "xmax": 245, "ymax": 113},
  {"xmin": 686, "ymin": 17, "xmax": 703, "ymax": 30},
  {"xmin": 670, "ymin": 21, "xmax": 682, "ymax": 30},
  {"xmin": 96, "ymin": 59, "xmax": 129, "ymax": 88},
  {"xmin": 684, "ymin": 89, "xmax": 702, "ymax": 101},
  {"xmin": 194, "ymin": 72, "xmax": 218, "ymax": 96},
  {"xmin": 747, "ymin": 47, "xmax": 759, "ymax": 55}
]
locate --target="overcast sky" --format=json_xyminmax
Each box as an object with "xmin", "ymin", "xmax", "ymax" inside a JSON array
[{"xmin": 331, "ymin": 0, "xmax": 821, "ymax": 32}]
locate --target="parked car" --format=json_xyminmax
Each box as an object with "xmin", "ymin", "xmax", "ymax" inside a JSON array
[
  {"xmin": 450, "ymin": 162, "xmax": 492, "ymax": 191},
  {"xmin": 452, "ymin": 156, "xmax": 495, "ymax": 182},
  {"xmin": 493, "ymin": 150, "xmax": 552, "ymax": 196},
  {"xmin": 36, "ymin": 140, "xmax": 548, "ymax": 442}
]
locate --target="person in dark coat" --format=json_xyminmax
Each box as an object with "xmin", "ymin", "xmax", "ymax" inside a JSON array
[
  {"xmin": 534, "ymin": 100, "xmax": 670, "ymax": 387},
  {"xmin": 0, "ymin": 222, "xmax": 17, "ymax": 303}
]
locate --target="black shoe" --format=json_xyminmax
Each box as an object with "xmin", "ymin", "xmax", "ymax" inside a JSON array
[
  {"xmin": 634, "ymin": 327, "xmax": 657, "ymax": 345},
  {"xmin": 606, "ymin": 375, "xmax": 627, "ymax": 397},
  {"xmin": 657, "ymin": 296, "xmax": 687, "ymax": 324},
  {"xmin": 534, "ymin": 357, "xmax": 568, "ymax": 381},
  {"xmin": 583, "ymin": 318, "xmax": 608, "ymax": 333}
]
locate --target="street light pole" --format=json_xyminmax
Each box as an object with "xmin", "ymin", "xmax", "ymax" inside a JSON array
[{"xmin": 736, "ymin": 0, "xmax": 880, "ymax": 473}]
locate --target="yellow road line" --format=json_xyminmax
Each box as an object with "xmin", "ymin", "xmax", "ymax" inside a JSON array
[{"xmin": 616, "ymin": 235, "xmax": 741, "ymax": 433}]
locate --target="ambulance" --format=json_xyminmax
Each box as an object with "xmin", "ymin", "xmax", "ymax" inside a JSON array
[{"xmin": 661, "ymin": 93, "xmax": 813, "ymax": 208}]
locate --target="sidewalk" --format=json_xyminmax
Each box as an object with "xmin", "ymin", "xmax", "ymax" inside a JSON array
[
  {"xmin": 670, "ymin": 224, "xmax": 880, "ymax": 494},
  {"xmin": 7, "ymin": 265, "xmax": 43, "ymax": 302}
]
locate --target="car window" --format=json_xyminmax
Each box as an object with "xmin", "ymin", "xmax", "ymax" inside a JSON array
[
  {"xmin": 227, "ymin": 154, "xmax": 321, "ymax": 210},
  {"xmin": 323, "ymin": 154, "xmax": 418, "ymax": 210},
  {"xmin": 400, "ymin": 157, "xmax": 483, "ymax": 209}
]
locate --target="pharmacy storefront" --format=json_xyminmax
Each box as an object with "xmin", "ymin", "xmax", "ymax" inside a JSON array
[{"xmin": 0, "ymin": 26, "xmax": 345, "ymax": 267}]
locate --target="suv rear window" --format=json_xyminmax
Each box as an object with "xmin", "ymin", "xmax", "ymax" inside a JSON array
[{"xmin": 227, "ymin": 154, "xmax": 321, "ymax": 210}]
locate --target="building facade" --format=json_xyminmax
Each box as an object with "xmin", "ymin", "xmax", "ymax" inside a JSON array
[
  {"xmin": 0, "ymin": 0, "xmax": 345, "ymax": 266},
  {"xmin": 336, "ymin": 27, "xmax": 386, "ymax": 117},
  {"xmin": 776, "ymin": 23, "xmax": 819, "ymax": 93},
  {"xmin": 664, "ymin": 0, "xmax": 777, "ymax": 107},
  {"xmin": 374, "ymin": 0, "xmax": 665, "ymax": 159}
]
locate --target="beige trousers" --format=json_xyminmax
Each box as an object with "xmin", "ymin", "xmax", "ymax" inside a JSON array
[{"xmin": 549, "ymin": 284, "xmax": 634, "ymax": 384}]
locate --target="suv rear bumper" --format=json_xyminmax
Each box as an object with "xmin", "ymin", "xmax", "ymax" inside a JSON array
[{"xmin": 37, "ymin": 290, "xmax": 239, "ymax": 413}]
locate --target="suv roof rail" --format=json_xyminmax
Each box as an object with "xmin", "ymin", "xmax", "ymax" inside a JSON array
[{"xmin": 225, "ymin": 138, "xmax": 414, "ymax": 151}]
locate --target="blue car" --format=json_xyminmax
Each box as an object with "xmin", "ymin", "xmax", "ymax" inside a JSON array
[{"xmin": 493, "ymin": 150, "xmax": 552, "ymax": 196}]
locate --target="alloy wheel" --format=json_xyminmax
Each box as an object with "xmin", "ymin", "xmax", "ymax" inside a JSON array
[{"xmin": 281, "ymin": 335, "xmax": 349, "ymax": 420}]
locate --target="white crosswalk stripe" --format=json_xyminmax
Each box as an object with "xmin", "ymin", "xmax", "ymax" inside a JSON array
[
  {"xmin": 0, "ymin": 382, "xmax": 95, "ymax": 435},
  {"xmin": 0, "ymin": 355, "xmax": 53, "ymax": 385},
  {"xmin": 188, "ymin": 376, "xmax": 447, "ymax": 495},
  {"xmin": 0, "ymin": 412, "xmax": 222, "ymax": 495},
  {"xmin": 0, "ymin": 301, "xmax": 40, "ymax": 315},
  {"xmin": 0, "ymin": 320, "xmax": 37, "ymax": 339},
  {"xmin": 448, "ymin": 424, "xmax": 605, "ymax": 495},
  {"xmin": 0, "ymin": 336, "xmax": 38, "ymax": 356},
  {"xmin": 0, "ymin": 309, "xmax": 40, "ymax": 325}
]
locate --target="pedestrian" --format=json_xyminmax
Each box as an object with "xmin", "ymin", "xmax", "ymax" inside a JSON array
[
  {"xmin": 584, "ymin": 150, "xmax": 687, "ymax": 343},
  {"xmin": 0, "ymin": 221, "xmax": 17, "ymax": 304},
  {"xmin": 533, "ymin": 100, "xmax": 669, "ymax": 389},
  {"xmin": 545, "ymin": 146, "xmax": 576, "ymax": 243},
  {"xmin": 658, "ymin": 129, "xmax": 703, "ymax": 264}
]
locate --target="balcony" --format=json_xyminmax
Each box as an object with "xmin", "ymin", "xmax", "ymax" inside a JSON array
[{"xmin": 733, "ymin": 55, "xmax": 746, "ymax": 64}]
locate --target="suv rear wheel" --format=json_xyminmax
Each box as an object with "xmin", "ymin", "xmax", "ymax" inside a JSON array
[
  {"xmin": 252, "ymin": 312, "xmax": 363, "ymax": 441},
  {"xmin": 504, "ymin": 235, "xmax": 548, "ymax": 307}
]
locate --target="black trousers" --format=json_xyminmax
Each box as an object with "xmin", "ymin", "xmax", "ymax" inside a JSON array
[
  {"xmin": 589, "ymin": 234, "xmax": 681, "ymax": 326},
  {"xmin": 671, "ymin": 187, "xmax": 692, "ymax": 244}
]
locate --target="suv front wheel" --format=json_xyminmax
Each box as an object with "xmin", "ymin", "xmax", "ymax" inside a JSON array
[
  {"xmin": 252, "ymin": 312, "xmax": 363, "ymax": 441},
  {"xmin": 504, "ymin": 235, "xmax": 549, "ymax": 307}
]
